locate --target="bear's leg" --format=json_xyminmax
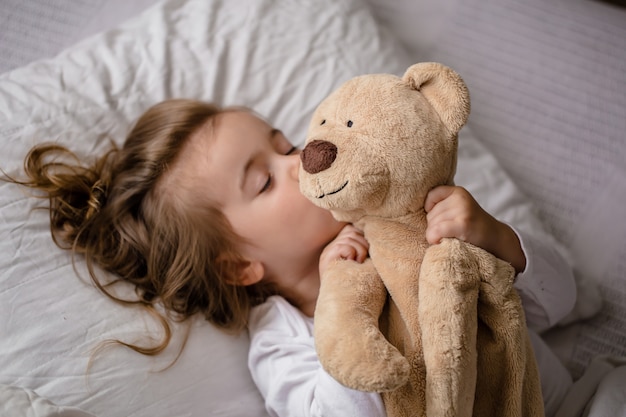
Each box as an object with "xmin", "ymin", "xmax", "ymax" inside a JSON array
[
  {"xmin": 419, "ymin": 238, "xmax": 480, "ymax": 417},
  {"xmin": 314, "ymin": 258, "xmax": 410, "ymax": 392},
  {"xmin": 470, "ymin": 245, "xmax": 544, "ymax": 417}
]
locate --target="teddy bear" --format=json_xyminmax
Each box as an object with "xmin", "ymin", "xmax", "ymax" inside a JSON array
[{"xmin": 298, "ymin": 62, "xmax": 544, "ymax": 416}]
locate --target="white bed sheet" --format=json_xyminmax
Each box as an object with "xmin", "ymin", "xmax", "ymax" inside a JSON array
[{"xmin": 0, "ymin": 0, "xmax": 159, "ymax": 74}]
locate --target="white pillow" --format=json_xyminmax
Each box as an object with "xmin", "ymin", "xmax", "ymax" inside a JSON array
[{"xmin": 0, "ymin": 0, "xmax": 412, "ymax": 415}]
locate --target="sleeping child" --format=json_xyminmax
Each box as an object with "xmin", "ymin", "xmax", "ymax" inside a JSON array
[{"xmin": 4, "ymin": 98, "xmax": 576, "ymax": 416}]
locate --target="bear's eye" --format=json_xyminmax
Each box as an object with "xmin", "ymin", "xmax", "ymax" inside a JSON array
[
  {"xmin": 320, "ymin": 119, "xmax": 326, "ymax": 125},
  {"xmin": 347, "ymin": 120, "xmax": 353, "ymax": 128}
]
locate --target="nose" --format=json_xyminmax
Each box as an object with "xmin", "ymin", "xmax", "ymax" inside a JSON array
[
  {"xmin": 300, "ymin": 140, "xmax": 337, "ymax": 174},
  {"xmin": 287, "ymin": 151, "xmax": 301, "ymax": 181}
]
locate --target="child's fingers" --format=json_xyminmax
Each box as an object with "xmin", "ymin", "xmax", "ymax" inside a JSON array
[
  {"xmin": 331, "ymin": 225, "xmax": 369, "ymax": 262},
  {"xmin": 338, "ymin": 224, "xmax": 365, "ymax": 238},
  {"xmin": 426, "ymin": 220, "xmax": 445, "ymax": 245},
  {"xmin": 426, "ymin": 218, "xmax": 468, "ymax": 245},
  {"xmin": 337, "ymin": 225, "xmax": 369, "ymax": 246},
  {"xmin": 326, "ymin": 243, "xmax": 361, "ymax": 263},
  {"xmin": 350, "ymin": 239, "xmax": 369, "ymax": 262},
  {"xmin": 340, "ymin": 244, "xmax": 363, "ymax": 262},
  {"xmin": 335, "ymin": 237, "xmax": 368, "ymax": 262},
  {"xmin": 426, "ymin": 197, "xmax": 459, "ymax": 228},
  {"xmin": 424, "ymin": 185, "xmax": 456, "ymax": 213}
]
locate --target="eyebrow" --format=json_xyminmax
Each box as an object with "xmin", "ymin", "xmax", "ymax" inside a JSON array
[
  {"xmin": 238, "ymin": 129, "xmax": 281, "ymax": 191},
  {"xmin": 266, "ymin": 128, "xmax": 282, "ymax": 151}
]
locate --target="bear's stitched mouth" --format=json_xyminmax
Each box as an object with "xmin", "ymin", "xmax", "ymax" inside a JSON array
[{"xmin": 316, "ymin": 180, "xmax": 348, "ymax": 199}]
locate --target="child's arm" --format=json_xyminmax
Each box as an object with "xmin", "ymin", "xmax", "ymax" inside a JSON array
[
  {"xmin": 248, "ymin": 296, "xmax": 386, "ymax": 417},
  {"xmin": 424, "ymin": 184, "xmax": 576, "ymax": 332},
  {"xmin": 425, "ymin": 185, "xmax": 526, "ymax": 273}
]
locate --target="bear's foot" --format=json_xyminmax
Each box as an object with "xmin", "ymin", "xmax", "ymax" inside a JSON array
[{"xmin": 316, "ymin": 321, "xmax": 411, "ymax": 392}]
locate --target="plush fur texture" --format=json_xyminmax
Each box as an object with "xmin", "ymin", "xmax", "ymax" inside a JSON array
[{"xmin": 299, "ymin": 62, "xmax": 544, "ymax": 416}]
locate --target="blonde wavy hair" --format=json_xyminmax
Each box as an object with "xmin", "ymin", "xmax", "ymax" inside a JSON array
[{"xmin": 5, "ymin": 99, "xmax": 276, "ymax": 355}]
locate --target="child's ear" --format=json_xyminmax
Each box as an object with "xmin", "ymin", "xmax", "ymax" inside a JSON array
[{"xmin": 237, "ymin": 260, "xmax": 265, "ymax": 286}]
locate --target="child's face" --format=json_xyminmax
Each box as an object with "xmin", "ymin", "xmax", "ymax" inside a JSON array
[{"xmin": 185, "ymin": 111, "xmax": 344, "ymax": 288}]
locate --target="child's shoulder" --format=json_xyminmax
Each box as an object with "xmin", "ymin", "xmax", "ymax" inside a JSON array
[{"xmin": 248, "ymin": 295, "xmax": 314, "ymax": 338}]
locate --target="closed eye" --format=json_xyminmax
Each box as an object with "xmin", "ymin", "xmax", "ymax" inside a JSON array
[
  {"xmin": 260, "ymin": 173, "xmax": 272, "ymax": 193},
  {"xmin": 258, "ymin": 143, "xmax": 295, "ymax": 194}
]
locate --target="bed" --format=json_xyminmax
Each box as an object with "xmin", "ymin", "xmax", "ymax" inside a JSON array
[{"xmin": 0, "ymin": 0, "xmax": 625, "ymax": 416}]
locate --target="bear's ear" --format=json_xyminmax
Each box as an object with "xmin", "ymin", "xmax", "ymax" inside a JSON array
[{"xmin": 402, "ymin": 62, "xmax": 470, "ymax": 134}]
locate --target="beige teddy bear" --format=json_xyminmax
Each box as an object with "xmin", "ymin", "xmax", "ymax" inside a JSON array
[{"xmin": 299, "ymin": 62, "xmax": 544, "ymax": 416}]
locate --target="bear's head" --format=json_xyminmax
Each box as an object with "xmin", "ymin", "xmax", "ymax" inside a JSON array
[{"xmin": 299, "ymin": 62, "xmax": 470, "ymax": 223}]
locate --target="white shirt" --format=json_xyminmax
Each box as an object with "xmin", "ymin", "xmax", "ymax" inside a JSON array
[{"xmin": 248, "ymin": 295, "xmax": 386, "ymax": 417}]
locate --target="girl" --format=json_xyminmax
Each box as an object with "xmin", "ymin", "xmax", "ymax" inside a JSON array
[{"xmin": 7, "ymin": 99, "xmax": 576, "ymax": 416}]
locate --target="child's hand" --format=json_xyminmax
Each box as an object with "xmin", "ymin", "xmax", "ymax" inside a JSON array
[
  {"xmin": 425, "ymin": 185, "xmax": 526, "ymax": 273},
  {"xmin": 319, "ymin": 224, "xmax": 369, "ymax": 277},
  {"xmin": 424, "ymin": 185, "xmax": 494, "ymax": 247}
]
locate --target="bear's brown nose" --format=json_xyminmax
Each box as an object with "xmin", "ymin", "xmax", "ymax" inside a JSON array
[{"xmin": 300, "ymin": 140, "xmax": 337, "ymax": 174}]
